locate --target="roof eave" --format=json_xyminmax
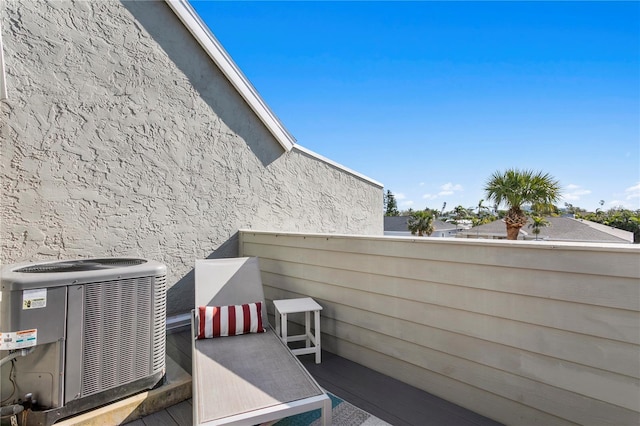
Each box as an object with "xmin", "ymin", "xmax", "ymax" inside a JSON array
[
  {"xmin": 165, "ymin": 0, "xmax": 295, "ymax": 152},
  {"xmin": 0, "ymin": 19, "xmax": 8, "ymax": 100},
  {"xmin": 293, "ymin": 144, "xmax": 384, "ymax": 188}
]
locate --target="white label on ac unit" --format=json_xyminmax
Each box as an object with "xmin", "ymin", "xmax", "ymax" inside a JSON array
[
  {"xmin": 22, "ymin": 288, "xmax": 46, "ymax": 309},
  {"xmin": 0, "ymin": 329, "xmax": 37, "ymax": 350}
]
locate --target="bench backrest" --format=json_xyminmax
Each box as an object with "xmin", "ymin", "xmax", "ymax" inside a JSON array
[{"xmin": 194, "ymin": 257, "xmax": 268, "ymax": 326}]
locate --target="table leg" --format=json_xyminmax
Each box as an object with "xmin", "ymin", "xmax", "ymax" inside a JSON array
[
  {"xmin": 314, "ymin": 310, "xmax": 321, "ymax": 364},
  {"xmin": 281, "ymin": 313, "xmax": 288, "ymax": 344},
  {"xmin": 305, "ymin": 311, "xmax": 311, "ymax": 348}
]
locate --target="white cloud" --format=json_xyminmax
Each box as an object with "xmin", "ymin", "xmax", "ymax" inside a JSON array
[
  {"xmin": 422, "ymin": 193, "xmax": 437, "ymax": 200},
  {"xmin": 563, "ymin": 184, "xmax": 591, "ymax": 201},
  {"xmin": 624, "ymin": 182, "xmax": 640, "ymax": 201},
  {"xmin": 599, "ymin": 183, "xmax": 640, "ymax": 210},
  {"xmin": 395, "ymin": 193, "xmax": 406, "ymax": 200},
  {"xmin": 400, "ymin": 200, "xmax": 414, "ymax": 207},
  {"xmin": 419, "ymin": 182, "xmax": 425, "ymax": 186},
  {"xmin": 436, "ymin": 183, "xmax": 463, "ymax": 197},
  {"xmin": 440, "ymin": 182, "xmax": 463, "ymax": 192}
]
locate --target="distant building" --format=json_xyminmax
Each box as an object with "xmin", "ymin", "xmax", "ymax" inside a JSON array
[
  {"xmin": 456, "ymin": 216, "xmax": 633, "ymax": 243},
  {"xmin": 384, "ymin": 216, "xmax": 460, "ymax": 237}
]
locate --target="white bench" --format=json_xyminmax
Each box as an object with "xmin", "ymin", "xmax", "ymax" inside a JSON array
[{"xmin": 192, "ymin": 257, "xmax": 331, "ymax": 426}]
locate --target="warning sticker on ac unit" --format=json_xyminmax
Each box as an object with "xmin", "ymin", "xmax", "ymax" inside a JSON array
[
  {"xmin": 23, "ymin": 288, "xmax": 46, "ymax": 309},
  {"xmin": 0, "ymin": 329, "xmax": 37, "ymax": 350}
]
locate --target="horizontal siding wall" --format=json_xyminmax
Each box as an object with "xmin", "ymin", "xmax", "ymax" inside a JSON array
[{"xmin": 239, "ymin": 230, "xmax": 640, "ymax": 426}]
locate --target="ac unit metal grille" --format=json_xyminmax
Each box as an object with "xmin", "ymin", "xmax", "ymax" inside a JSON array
[
  {"xmin": 15, "ymin": 258, "xmax": 147, "ymax": 273},
  {"xmin": 81, "ymin": 275, "xmax": 164, "ymax": 397},
  {"xmin": 152, "ymin": 274, "xmax": 167, "ymax": 374}
]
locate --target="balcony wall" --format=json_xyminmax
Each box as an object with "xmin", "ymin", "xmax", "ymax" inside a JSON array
[{"xmin": 239, "ymin": 230, "xmax": 640, "ymax": 426}]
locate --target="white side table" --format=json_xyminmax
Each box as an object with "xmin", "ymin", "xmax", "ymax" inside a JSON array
[{"xmin": 273, "ymin": 297, "xmax": 323, "ymax": 364}]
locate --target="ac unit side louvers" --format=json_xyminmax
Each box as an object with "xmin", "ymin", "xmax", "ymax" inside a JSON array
[{"xmin": 0, "ymin": 258, "xmax": 167, "ymax": 426}]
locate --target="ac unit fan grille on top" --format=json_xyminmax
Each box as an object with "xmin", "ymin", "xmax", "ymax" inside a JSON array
[{"xmin": 15, "ymin": 258, "xmax": 147, "ymax": 273}]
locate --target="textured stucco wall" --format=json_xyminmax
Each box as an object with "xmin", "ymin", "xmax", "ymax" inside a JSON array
[{"xmin": 0, "ymin": 0, "xmax": 382, "ymax": 315}]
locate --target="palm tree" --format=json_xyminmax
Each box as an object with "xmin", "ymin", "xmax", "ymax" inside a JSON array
[
  {"xmin": 407, "ymin": 210, "xmax": 435, "ymax": 237},
  {"xmin": 528, "ymin": 215, "xmax": 550, "ymax": 240},
  {"xmin": 440, "ymin": 202, "xmax": 447, "ymax": 217},
  {"xmin": 476, "ymin": 199, "xmax": 492, "ymax": 220},
  {"xmin": 484, "ymin": 169, "xmax": 561, "ymax": 240},
  {"xmin": 453, "ymin": 205, "xmax": 470, "ymax": 221}
]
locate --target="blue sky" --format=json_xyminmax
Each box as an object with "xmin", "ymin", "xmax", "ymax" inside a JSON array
[{"xmin": 190, "ymin": 1, "xmax": 640, "ymax": 212}]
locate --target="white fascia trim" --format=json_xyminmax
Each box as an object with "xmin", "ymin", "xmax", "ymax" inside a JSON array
[
  {"xmin": 165, "ymin": 0, "xmax": 295, "ymax": 152},
  {"xmin": 293, "ymin": 144, "xmax": 384, "ymax": 188},
  {"xmin": 0, "ymin": 17, "xmax": 7, "ymax": 100},
  {"xmin": 166, "ymin": 1, "xmax": 382, "ymax": 189}
]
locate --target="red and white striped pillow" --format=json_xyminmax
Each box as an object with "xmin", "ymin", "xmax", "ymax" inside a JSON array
[{"xmin": 196, "ymin": 302, "xmax": 265, "ymax": 339}]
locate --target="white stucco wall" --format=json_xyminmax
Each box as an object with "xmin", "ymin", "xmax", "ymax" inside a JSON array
[{"xmin": 0, "ymin": 0, "xmax": 382, "ymax": 315}]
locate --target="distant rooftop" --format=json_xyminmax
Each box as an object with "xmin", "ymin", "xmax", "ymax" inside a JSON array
[
  {"xmin": 383, "ymin": 216, "xmax": 463, "ymax": 237},
  {"xmin": 457, "ymin": 216, "xmax": 633, "ymax": 243}
]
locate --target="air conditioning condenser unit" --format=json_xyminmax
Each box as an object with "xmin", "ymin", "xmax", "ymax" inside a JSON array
[{"xmin": 0, "ymin": 258, "xmax": 167, "ymax": 425}]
